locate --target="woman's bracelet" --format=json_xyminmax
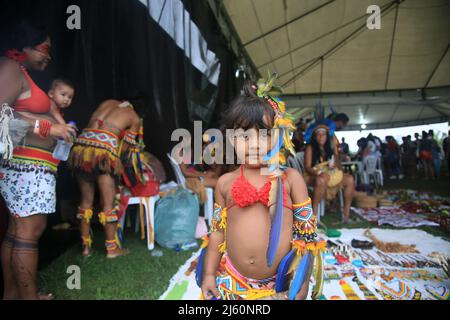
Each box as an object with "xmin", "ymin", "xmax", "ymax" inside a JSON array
[{"xmin": 34, "ymin": 119, "xmax": 52, "ymax": 138}]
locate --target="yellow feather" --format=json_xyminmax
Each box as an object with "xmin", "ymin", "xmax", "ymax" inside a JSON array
[{"xmin": 288, "ymin": 254, "xmax": 302, "ymax": 275}]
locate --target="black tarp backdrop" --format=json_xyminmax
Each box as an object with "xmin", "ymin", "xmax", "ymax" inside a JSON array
[
  {"xmin": 0, "ymin": 0, "xmax": 243, "ymax": 294},
  {"xmin": 181, "ymin": 0, "xmax": 243, "ymax": 128}
]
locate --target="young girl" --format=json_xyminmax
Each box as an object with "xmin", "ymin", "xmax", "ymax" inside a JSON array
[{"xmin": 197, "ymin": 76, "xmax": 325, "ymax": 300}]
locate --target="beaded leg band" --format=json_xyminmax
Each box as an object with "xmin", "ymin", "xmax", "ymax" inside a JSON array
[
  {"xmin": 98, "ymin": 208, "xmax": 119, "ymax": 226},
  {"xmin": 105, "ymin": 239, "xmax": 118, "ymax": 250},
  {"xmin": 77, "ymin": 208, "xmax": 93, "ymax": 224},
  {"xmin": 82, "ymin": 236, "xmax": 93, "ymax": 248},
  {"xmin": 105, "ymin": 238, "xmax": 128, "ymax": 259}
]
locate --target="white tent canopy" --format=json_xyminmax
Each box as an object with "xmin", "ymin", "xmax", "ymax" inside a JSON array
[
  {"xmin": 283, "ymin": 86, "xmax": 450, "ymax": 130},
  {"xmin": 222, "ymin": 0, "xmax": 450, "ymax": 129}
]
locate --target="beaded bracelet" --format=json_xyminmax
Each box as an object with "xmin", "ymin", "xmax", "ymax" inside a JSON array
[
  {"xmin": 123, "ymin": 130, "xmax": 137, "ymax": 145},
  {"xmin": 38, "ymin": 119, "xmax": 52, "ymax": 138}
]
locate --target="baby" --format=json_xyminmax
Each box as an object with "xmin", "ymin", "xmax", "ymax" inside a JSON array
[
  {"xmin": 197, "ymin": 78, "xmax": 325, "ymax": 300},
  {"xmin": 48, "ymin": 79, "xmax": 75, "ymax": 124}
]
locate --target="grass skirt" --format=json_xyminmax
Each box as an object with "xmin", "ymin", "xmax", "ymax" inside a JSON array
[{"xmin": 68, "ymin": 129, "xmax": 122, "ymax": 178}]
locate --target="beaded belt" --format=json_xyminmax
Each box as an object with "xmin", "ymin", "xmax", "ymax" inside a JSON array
[
  {"xmin": 75, "ymin": 129, "xmax": 119, "ymax": 156},
  {"xmin": 9, "ymin": 146, "xmax": 60, "ymax": 173}
]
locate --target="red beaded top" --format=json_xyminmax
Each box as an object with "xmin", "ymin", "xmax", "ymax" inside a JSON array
[{"xmin": 230, "ymin": 166, "xmax": 287, "ymax": 208}]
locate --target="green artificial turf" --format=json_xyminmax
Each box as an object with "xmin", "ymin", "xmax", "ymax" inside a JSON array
[{"xmin": 38, "ymin": 229, "xmax": 197, "ymax": 300}]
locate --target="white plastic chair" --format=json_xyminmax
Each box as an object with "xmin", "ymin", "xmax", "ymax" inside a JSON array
[
  {"xmin": 362, "ymin": 156, "xmax": 383, "ymax": 187},
  {"xmin": 296, "ymin": 152, "xmax": 305, "ymax": 173},
  {"xmin": 287, "ymin": 155, "xmax": 302, "ymax": 173},
  {"xmin": 310, "ymin": 189, "xmax": 344, "ymax": 223},
  {"xmin": 287, "ymin": 152, "xmax": 305, "ymax": 174},
  {"xmin": 120, "ymin": 195, "xmax": 159, "ymax": 250},
  {"xmin": 167, "ymin": 154, "xmax": 214, "ymax": 226},
  {"xmin": 355, "ymin": 161, "xmax": 365, "ymax": 185},
  {"xmin": 167, "ymin": 153, "xmax": 187, "ymax": 188}
]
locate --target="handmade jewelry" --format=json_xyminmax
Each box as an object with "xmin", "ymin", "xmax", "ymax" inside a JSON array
[
  {"xmin": 351, "ymin": 276, "xmax": 378, "ymax": 300},
  {"xmin": 339, "ymin": 279, "xmax": 361, "ymax": 300}
]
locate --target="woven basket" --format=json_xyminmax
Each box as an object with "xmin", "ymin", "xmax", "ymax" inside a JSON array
[
  {"xmin": 354, "ymin": 191, "xmax": 367, "ymax": 198},
  {"xmin": 355, "ymin": 195, "xmax": 378, "ymax": 208},
  {"xmin": 379, "ymin": 199, "xmax": 394, "ymax": 207}
]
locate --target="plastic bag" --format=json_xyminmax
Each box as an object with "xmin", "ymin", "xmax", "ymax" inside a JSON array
[
  {"xmin": 195, "ymin": 217, "xmax": 208, "ymax": 239},
  {"xmin": 155, "ymin": 187, "xmax": 199, "ymax": 249}
]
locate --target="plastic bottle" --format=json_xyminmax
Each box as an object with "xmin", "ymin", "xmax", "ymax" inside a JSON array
[
  {"xmin": 180, "ymin": 241, "xmax": 198, "ymax": 251},
  {"xmin": 52, "ymin": 121, "xmax": 76, "ymax": 161}
]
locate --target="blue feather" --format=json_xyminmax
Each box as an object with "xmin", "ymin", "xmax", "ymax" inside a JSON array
[
  {"xmin": 275, "ymin": 250, "xmax": 296, "ymax": 292},
  {"xmin": 289, "ymin": 252, "xmax": 311, "ymax": 300},
  {"xmin": 263, "ymin": 128, "xmax": 284, "ymax": 162},
  {"xmin": 266, "ymin": 177, "xmax": 284, "ymax": 267},
  {"xmin": 118, "ymin": 227, "xmax": 123, "ymax": 245},
  {"xmin": 137, "ymin": 152, "xmax": 143, "ymax": 169},
  {"xmin": 195, "ymin": 248, "xmax": 207, "ymax": 288},
  {"xmin": 328, "ymin": 101, "xmax": 336, "ymax": 115}
]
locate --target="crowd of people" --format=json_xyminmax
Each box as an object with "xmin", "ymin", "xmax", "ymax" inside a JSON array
[{"xmin": 350, "ymin": 129, "xmax": 449, "ymax": 180}]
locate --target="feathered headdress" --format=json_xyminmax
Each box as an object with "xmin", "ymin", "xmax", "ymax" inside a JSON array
[
  {"xmin": 252, "ymin": 71, "xmax": 296, "ymax": 170},
  {"xmin": 251, "ymin": 72, "xmax": 297, "ymax": 267}
]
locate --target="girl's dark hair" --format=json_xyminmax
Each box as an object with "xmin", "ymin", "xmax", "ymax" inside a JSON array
[
  {"xmin": 310, "ymin": 131, "xmax": 333, "ymax": 166},
  {"xmin": 3, "ymin": 20, "xmax": 48, "ymax": 53},
  {"xmin": 222, "ymin": 81, "xmax": 275, "ymax": 131}
]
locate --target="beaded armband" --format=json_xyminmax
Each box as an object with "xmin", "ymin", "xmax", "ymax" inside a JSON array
[
  {"xmin": 211, "ymin": 203, "xmax": 227, "ymax": 253},
  {"xmin": 123, "ymin": 130, "xmax": 138, "ymax": 146},
  {"xmin": 211, "ymin": 203, "xmax": 227, "ymax": 233},
  {"xmin": 291, "ymin": 198, "xmax": 326, "ymax": 256}
]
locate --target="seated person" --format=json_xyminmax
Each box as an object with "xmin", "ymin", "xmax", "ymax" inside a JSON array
[
  {"xmin": 179, "ymin": 135, "xmax": 220, "ymax": 203},
  {"xmin": 303, "ymin": 122, "xmax": 355, "ymax": 223}
]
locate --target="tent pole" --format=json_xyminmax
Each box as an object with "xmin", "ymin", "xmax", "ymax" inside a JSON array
[
  {"xmin": 384, "ymin": 4, "xmax": 400, "ymax": 90},
  {"xmin": 243, "ymin": 0, "xmax": 336, "ymax": 47},
  {"xmin": 281, "ymin": 0, "xmax": 403, "ymax": 88},
  {"xmin": 423, "ymin": 43, "xmax": 450, "ymax": 89}
]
